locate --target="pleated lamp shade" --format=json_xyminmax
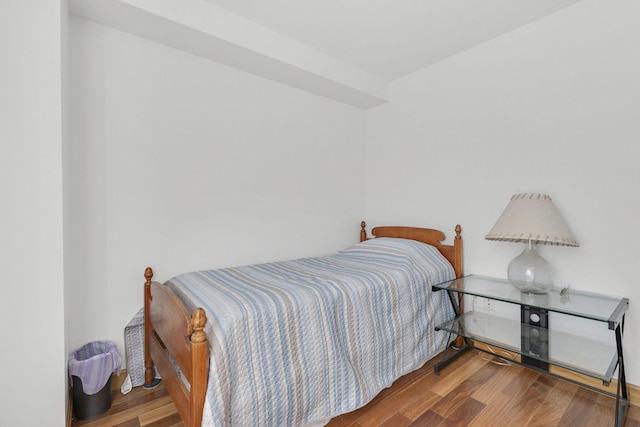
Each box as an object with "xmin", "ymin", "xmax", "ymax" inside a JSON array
[{"xmin": 485, "ymin": 193, "xmax": 579, "ymax": 247}]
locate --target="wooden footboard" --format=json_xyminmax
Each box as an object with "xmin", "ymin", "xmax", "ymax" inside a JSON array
[{"xmin": 144, "ymin": 267, "xmax": 209, "ymax": 427}]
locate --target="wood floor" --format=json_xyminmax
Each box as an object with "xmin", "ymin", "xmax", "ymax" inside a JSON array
[{"xmin": 71, "ymin": 350, "xmax": 640, "ymax": 427}]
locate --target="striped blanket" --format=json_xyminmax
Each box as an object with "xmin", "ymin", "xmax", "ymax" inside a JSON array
[{"xmin": 165, "ymin": 237, "xmax": 456, "ymax": 426}]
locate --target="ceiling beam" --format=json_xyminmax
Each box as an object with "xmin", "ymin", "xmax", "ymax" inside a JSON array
[{"xmin": 69, "ymin": 0, "xmax": 389, "ymax": 109}]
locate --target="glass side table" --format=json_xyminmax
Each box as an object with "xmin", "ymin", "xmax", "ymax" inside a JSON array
[{"xmin": 432, "ymin": 275, "xmax": 629, "ymax": 427}]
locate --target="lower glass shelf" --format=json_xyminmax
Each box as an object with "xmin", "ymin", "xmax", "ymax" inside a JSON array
[{"xmin": 436, "ymin": 310, "xmax": 618, "ymax": 383}]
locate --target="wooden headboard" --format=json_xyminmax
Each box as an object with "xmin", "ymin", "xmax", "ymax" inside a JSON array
[{"xmin": 360, "ymin": 221, "xmax": 463, "ymax": 279}]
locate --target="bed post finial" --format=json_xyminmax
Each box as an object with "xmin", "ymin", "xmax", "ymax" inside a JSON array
[
  {"xmin": 360, "ymin": 221, "xmax": 367, "ymax": 242},
  {"xmin": 455, "ymin": 224, "xmax": 462, "ymax": 240},
  {"xmin": 191, "ymin": 308, "xmax": 208, "ymax": 344},
  {"xmin": 145, "ymin": 267, "xmax": 153, "ymax": 283}
]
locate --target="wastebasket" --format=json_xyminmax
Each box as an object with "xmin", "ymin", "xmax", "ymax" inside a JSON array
[{"xmin": 68, "ymin": 341, "xmax": 122, "ymax": 420}]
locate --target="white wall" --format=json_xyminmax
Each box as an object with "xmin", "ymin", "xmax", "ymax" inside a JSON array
[
  {"xmin": 3, "ymin": 2, "xmax": 634, "ymax": 425},
  {"xmin": 67, "ymin": 17, "xmax": 366, "ymax": 357},
  {"xmin": 366, "ymin": 0, "xmax": 640, "ymax": 384},
  {"xmin": 0, "ymin": 2, "xmax": 67, "ymax": 426}
]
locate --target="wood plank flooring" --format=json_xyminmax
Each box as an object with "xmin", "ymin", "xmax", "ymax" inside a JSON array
[{"xmin": 71, "ymin": 350, "xmax": 640, "ymax": 427}]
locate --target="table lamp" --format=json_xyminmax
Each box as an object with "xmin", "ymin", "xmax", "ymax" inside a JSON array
[{"xmin": 485, "ymin": 193, "xmax": 579, "ymax": 294}]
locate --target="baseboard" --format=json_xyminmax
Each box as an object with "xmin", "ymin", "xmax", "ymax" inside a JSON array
[
  {"xmin": 111, "ymin": 368, "xmax": 127, "ymax": 392},
  {"xmin": 67, "ymin": 387, "xmax": 73, "ymax": 427}
]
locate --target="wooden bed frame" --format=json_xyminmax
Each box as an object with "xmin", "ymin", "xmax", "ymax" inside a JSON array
[{"xmin": 143, "ymin": 221, "xmax": 463, "ymax": 427}]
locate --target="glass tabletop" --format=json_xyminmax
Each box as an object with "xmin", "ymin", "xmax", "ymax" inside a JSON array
[{"xmin": 433, "ymin": 275, "xmax": 628, "ymax": 327}]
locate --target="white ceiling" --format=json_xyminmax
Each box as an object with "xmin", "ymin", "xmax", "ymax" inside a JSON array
[
  {"xmin": 70, "ymin": 0, "xmax": 583, "ymax": 108},
  {"xmin": 203, "ymin": 0, "xmax": 583, "ymax": 80}
]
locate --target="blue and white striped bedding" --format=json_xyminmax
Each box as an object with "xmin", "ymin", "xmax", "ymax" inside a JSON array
[{"xmin": 165, "ymin": 237, "xmax": 456, "ymax": 426}]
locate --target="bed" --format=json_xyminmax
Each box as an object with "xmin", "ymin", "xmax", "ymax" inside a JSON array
[{"xmin": 143, "ymin": 222, "xmax": 463, "ymax": 426}]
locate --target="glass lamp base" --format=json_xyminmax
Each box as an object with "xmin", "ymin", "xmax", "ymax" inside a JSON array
[{"xmin": 507, "ymin": 243, "xmax": 553, "ymax": 294}]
